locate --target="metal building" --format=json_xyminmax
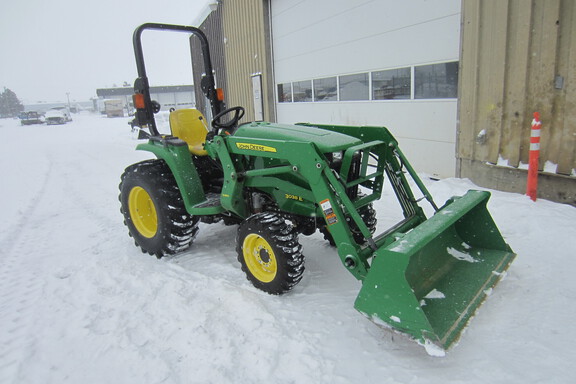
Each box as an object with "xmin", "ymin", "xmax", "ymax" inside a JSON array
[
  {"xmin": 458, "ymin": 0, "xmax": 575, "ymax": 204},
  {"xmin": 192, "ymin": 0, "xmax": 575, "ymax": 204},
  {"xmin": 191, "ymin": 0, "xmax": 275, "ymax": 123},
  {"xmin": 96, "ymin": 85, "xmax": 195, "ymax": 114}
]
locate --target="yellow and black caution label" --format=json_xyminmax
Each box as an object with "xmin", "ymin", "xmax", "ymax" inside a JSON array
[
  {"xmin": 236, "ymin": 142, "xmax": 277, "ymax": 153},
  {"xmin": 320, "ymin": 199, "xmax": 338, "ymax": 225}
]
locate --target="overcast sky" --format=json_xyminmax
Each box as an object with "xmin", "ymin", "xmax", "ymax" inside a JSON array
[{"xmin": 0, "ymin": 0, "xmax": 211, "ymax": 104}]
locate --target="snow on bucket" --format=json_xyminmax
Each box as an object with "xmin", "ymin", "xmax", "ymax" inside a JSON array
[{"xmin": 354, "ymin": 190, "xmax": 516, "ymax": 353}]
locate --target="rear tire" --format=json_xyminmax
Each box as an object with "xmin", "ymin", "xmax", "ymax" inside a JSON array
[
  {"xmin": 119, "ymin": 159, "xmax": 199, "ymax": 258},
  {"xmin": 236, "ymin": 213, "xmax": 304, "ymax": 294}
]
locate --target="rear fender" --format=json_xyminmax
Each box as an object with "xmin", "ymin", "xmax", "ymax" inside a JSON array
[{"xmin": 136, "ymin": 140, "xmax": 206, "ymax": 213}]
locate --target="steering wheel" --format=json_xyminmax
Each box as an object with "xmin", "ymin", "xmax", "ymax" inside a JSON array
[{"xmin": 211, "ymin": 106, "xmax": 245, "ymax": 130}]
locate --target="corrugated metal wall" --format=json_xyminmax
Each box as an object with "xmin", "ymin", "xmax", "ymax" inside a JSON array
[
  {"xmin": 221, "ymin": 0, "xmax": 275, "ymax": 123},
  {"xmin": 459, "ymin": 0, "xmax": 576, "ymax": 176},
  {"xmin": 190, "ymin": 5, "xmax": 227, "ymax": 119}
]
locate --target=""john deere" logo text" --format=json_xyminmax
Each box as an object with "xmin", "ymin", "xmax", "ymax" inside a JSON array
[{"xmin": 236, "ymin": 142, "xmax": 277, "ymax": 153}]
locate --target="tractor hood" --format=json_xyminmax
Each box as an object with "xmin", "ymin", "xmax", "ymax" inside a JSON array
[{"xmin": 233, "ymin": 122, "xmax": 362, "ymax": 153}]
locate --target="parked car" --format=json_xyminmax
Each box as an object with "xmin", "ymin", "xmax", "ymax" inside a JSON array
[
  {"xmin": 45, "ymin": 108, "xmax": 72, "ymax": 125},
  {"xmin": 19, "ymin": 111, "xmax": 45, "ymax": 125}
]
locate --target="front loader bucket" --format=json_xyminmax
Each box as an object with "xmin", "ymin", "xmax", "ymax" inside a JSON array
[{"xmin": 355, "ymin": 190, "xmax": 515, "ymax": 353}]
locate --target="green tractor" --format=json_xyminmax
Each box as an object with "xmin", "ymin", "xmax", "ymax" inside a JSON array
[{"xmin": 119, "ymin": 23, "xmax": 516, "ymax": 353}]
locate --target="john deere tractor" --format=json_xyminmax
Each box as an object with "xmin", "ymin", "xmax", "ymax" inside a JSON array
[{"xmin": 119, "ymin": 23, "xmax": 516, "ymax": 353}]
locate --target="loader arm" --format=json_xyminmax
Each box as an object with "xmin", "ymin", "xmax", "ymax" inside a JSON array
[{"xmin": 294, "ymin": 123, "xmax": 516, "ymax": 352}]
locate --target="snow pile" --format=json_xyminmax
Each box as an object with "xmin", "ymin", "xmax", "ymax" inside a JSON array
[
  {"xmin": 1, "ymin": 114, "xmax": 575, "ymax": 383},
  {"xmin": 424, "ymin": 289, "xmax": 446, "ymax": 300},
  {"xmin": 446, "ymin": 246, "xmax": 478, "ymax": 263}
]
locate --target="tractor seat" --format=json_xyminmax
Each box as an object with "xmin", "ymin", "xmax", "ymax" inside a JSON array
[{"xmin": 169, "ymin": 109, "xmax": 209, "ymax": 156}]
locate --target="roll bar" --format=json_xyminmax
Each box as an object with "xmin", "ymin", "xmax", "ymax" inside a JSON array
[{"xmin": 132, "ymin": 23, "xmax": 223, "ymax": 136}]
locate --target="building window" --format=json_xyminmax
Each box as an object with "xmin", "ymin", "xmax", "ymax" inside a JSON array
[
  {"xmin": 372, "ymin": 68, "xmax": 411, "ymax": 100},
  {"xmin": 414, "ymin": 61, "xmax": 459, "ymax": 99},
  {"xmin": 275, "ymin": 61, "xmax": 459, "ymax": 105},
  {"xmin": 339, "ymin": 73, "xmax": 369, "ymax": 101},
  {"xmin": 313, "ymin": 77, "xmax": 337, "ymax": 101},
  {"xmin": 293, "ymin": 80, "xmax": 313, "ymax": 102},
  {"xmin": 277, "ymin": 83, "xmax": 292, "ymax": 103}
]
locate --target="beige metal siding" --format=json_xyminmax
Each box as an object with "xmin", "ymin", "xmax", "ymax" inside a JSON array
[
  {"xmin": 191, "ymin": 5, "xmax": 228, "ymax": 118},
  {"xmin": 500, "ymin": 0, "xmax": 532, "ymax": 167},
  {"xmin": 553, "ymin": 0, "xmax": 576, "ymax": 174},
  {"xmin": 459, "ymin": 0, "xmax": 576, "ymax": 176},
  {"xmin": 222, "ymin": 0, "xmax": 275, "ymax": 122}
]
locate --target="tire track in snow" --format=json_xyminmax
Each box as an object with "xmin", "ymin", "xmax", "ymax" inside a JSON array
[
  {"xmin": 59, "ymin": 146, "xmax": 129, "ymax": 249},
  {"xmin": 0, "ymin": 157, "xmax": 53, "ymax": 257},
  {"xmin": 0, "ymin": 161, "xmax": 55, "ymax": 383}
]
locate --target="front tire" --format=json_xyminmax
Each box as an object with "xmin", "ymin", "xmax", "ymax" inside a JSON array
[
  {"xmin": 236, "ymin": 213, "xmax": 304, "ymax": 294},
  {"xmin": 119, "ymin": 159, "xmax": 199, "ymax": 258}
]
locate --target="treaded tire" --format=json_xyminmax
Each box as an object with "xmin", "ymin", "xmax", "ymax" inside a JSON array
[
  {"xmin": 119, "ymin": 159, "xmax": 199, "ymax": 258},
  {"xmin": 320, "ymin": 203, "xmax": 377, "ymax": 246},
  {"xmin": 236, "ymin": 212, "xmax": 304, "ymax": 295},
  {"xmin": 352, "ymin": 203, "xmax": 377, "ymax": 242}
]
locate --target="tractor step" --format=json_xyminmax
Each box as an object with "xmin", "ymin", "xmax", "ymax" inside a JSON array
[
  {"xmin": 194, "ymin": 193, "xmax": 221, "ymax": 208},
  {"xmin": 191, "ymin": 193, "xmax": 226, "ymax": 214}
]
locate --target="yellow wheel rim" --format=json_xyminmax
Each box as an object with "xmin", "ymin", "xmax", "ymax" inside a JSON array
[
  {"xmin": 243, "ymin": 233, "xmax": 277, "ymax": 283},
  {"xmin": 128, "ymin": 186, "xmax": 158, "ymax": 238}
]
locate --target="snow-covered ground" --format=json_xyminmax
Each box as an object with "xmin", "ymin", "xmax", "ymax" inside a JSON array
[{"xmin": 1, "ymin": 113, "xmax": 575, "ymax": 383}]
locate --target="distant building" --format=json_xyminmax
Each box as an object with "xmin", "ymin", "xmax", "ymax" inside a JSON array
[
  {"xmin": 95, "ymin": 85, "xmax": 195, "ymax": 115},
  {"xmin": 24, "ymin": 101, "xmax": 92, "ymax": 113}
]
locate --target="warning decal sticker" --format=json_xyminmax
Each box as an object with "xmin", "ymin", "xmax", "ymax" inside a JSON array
[{"xmin": 320, "ymin": 199, "xmax": 338, "ymax": 225}]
